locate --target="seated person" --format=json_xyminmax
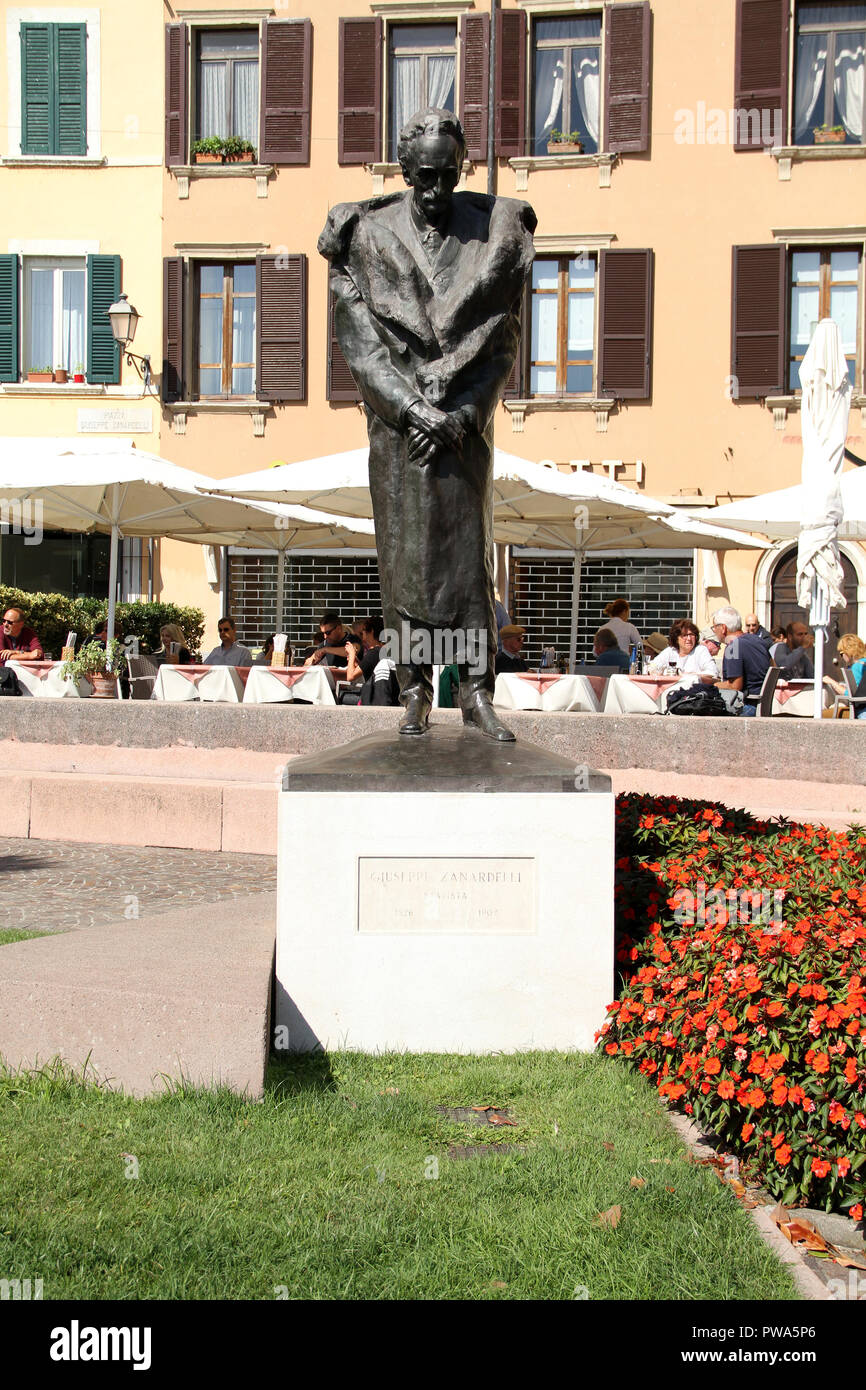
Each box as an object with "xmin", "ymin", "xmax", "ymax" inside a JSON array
[
  {"xmin": 744, "ymin": 614, "xmax": 773, "ymax": 646},
  {"xmin": 699, "ymin": 627, "xmax": 724, "ymax": 675},
  {"xmin": 297, "ymin": 631, "xmax": 324, "ymax": 662},
  {"xmin": 203, "ymin": 616, "xmax": 253, "ymax": 667},
  {"xmin": 774, "ymin": 621, "xmax": 815, "ymax": 680},
  {"xmin": 642, "ymin": 631, "xmax": 668, "ymax": 665},
  {"xmin": 649, "ymin": 619, "xmax": 717, "ymax": 682},
  {"xmin": 343, "ymin": 616, "xmax": 399, "ymax": 705},
  {"xmin": 713, "ymin": 605, "xmax": 770, "ymax": 716},
  {"xmin": 154, "ymin": 623, "xmax": 193, "ymax": 665},
  {"xmin": 0, "ymin": 606, "xmax": 44, "ymax": 663},
  {"xmin": 592, "ymin": 627, "xmax": 630, "ymax": 671},
  {"xmin": 253, "ymin": 635, "xmax": 292, "ymax": 667},
  {"xmin": 825, "ymin": 633, "xmax": 866, "ymax": 718},
  {"xmin": 495, "ymin": 624, "xmax": 528, "ymax": 674},
  {"xmin": 303, "ymin": 611, "xmax": 358, "ymax": 669}
]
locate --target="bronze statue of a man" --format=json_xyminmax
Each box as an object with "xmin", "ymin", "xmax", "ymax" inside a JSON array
[{"xmin": 318, "ymin": 108, "xmax": 536, "ymax": 740}]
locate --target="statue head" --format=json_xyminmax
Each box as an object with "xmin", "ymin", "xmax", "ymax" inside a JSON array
[{"xmin": 398, "ymin": 108, "xmax": 467, "ymax": 229}]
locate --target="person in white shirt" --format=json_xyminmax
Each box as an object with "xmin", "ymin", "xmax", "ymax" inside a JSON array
[
  {"xmin": 204, "ymin": 616, "xmax": 253, "ymax": 667},
  {"xmin": 649, "ymin": 619, "xmax": 717, "ymax": 682},
  {"xmin": 600, "ymin": 598, "xmax": 642, "ymax": 654}
]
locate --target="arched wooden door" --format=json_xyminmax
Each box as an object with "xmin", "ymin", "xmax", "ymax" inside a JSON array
[{"xmin": 771, "ymin": 548, "xmax": 859, "ymax": 641}]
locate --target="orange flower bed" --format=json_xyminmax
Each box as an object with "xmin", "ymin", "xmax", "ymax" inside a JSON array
[{"xmin": 598, "ymin": 794, "xmax": 866, "ymax": 1216}]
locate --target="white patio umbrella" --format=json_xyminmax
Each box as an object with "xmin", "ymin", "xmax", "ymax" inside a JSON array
[
  {"xmin": 213, "ymin": 448, "xmax": 763, "ymax": 667},
  {"xmin": 797, "ymin": 320, "xmax": 851, "ymax": 717},
  {"xmin": 0, "ymin": 441, "xmax": 372, "ymax": 641}
]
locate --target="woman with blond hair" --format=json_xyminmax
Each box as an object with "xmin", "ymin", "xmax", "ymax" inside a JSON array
[
  {"xmin": 155, "ymin": 622, "xmax": 193, "ymax": 665},
  {"xmin": 601, "ymin": 597, "xmax": 643, "ymax": 655},
  {"xmin": 826, "ymin": 633, "xmax": 866, "ymax": 718}
]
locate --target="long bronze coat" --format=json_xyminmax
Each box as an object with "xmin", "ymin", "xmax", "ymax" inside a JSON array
[{"xmin": 318, "ymin": 191, "xmax": 536, "ymax": 642}]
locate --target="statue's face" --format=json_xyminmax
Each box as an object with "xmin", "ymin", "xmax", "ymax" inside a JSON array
[{"xmin": 403, "ymin": 131, "xmax": 461, "ymax": 226}]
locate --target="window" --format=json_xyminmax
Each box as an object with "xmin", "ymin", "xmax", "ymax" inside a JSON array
[
  {"xmin": 532, "ymin": 16, "xmax": 602, "ymax": 156},
  {"xmin": 197, "ymin": 264, "xmax": 256, "ymax": 397},
  {"xmin": 20, "ymin": 22, "xmax": 86, "ymax": 156},
  {"xmin": 794, "ymin": 3, "xmax": 866, "ymax": 145},
  {"xmin": 196, "ymin": 29, "xmax": 259, "ymax": 149},
  {"xmin": 789, "ymin": 247, "xmax": 860, "ymax": 386},
  {"xmin": 388, "ymin": 24, "xmax": 457, "ymax": 160},
  {"xmin": 24, "ymin": 257, "xmax": 85, "ymax": 374},
  {"xmin": 530, "ymin": 256, "xmax": 596, "ymax": 395}
]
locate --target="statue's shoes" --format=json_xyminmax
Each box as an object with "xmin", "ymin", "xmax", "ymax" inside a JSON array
[
  {"xmin": 399, "ymin": 690, "xmax": 431, "ymax": 736},
  {"xmin": 461, "ymin": 692, "xmax": 516, "ymax": 742}
]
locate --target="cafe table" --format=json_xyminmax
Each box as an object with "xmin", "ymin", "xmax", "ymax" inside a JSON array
[
  {"xmin": 151, "ymin": 664, "xmax": 247, "ymax": 703},
  {"xmin": 602, "ymin": 673, "xmax": 682, "ymax": 715},
  {"xmin": 242, "ymin": 665, "xmax": 338, "ymax": 706},
  {"xmin": 771, "ymin": 678, "xmax": 831, "ymax": 717},
  {"xmin": 7, "ymin": 659, "xmax": 91, "ymax": 698},
  {"xmin": 493, "ymin": 671, "xmax": 606, "ymax": 713}
]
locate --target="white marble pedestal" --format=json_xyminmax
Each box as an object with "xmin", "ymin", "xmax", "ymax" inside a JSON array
[{"xmin": 275, "ymin": 727, "xmax": 614, "ymax": 1053}]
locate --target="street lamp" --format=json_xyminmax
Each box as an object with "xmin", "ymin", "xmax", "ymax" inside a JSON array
[{"xmin": 106, "ymin": 293, "xmax": 152, "ymax": 390}]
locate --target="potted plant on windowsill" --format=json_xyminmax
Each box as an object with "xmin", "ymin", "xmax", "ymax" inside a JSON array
[
  {"xmin": 73, "ymin": 364, "xmax": 85, "ymax": 384},
  {"xmin": 53, "ymin": 365, "xmax": 68, "ymax": 384},
  {"xmin": 27, "ymin": 365, "xmax": 53, "ymax": 383},
  {"xmin": 813, "ymin": 124, "xmax": 846, "ymax": 144},
  {"xmin": 223, "ymin": 137, "xmax": 256, "ymax": 164},
  {"xmin": 62, "ymin": 638, "xmax": 127, "ymax": 699},
  {"xmin": 547, "ymin": 129, "xmax": 584, "ymax": 155},
  {"xmin": 192, "ymin": 136, "xmax": 225, "ymax": 164}
]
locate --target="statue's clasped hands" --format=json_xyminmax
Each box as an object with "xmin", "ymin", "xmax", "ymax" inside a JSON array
[{"xmin": 405, "ymin": 400, "xmax": 465, "ymax": 466}]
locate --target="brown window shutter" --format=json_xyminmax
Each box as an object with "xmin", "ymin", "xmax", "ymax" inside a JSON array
[
  {"xmin": 502, "ymin": 292, "xmax": 528, "ymax": 399},
  {"xmin": 731, "ymin": 244, "xmax": 786, "ymax": 397},
  {"xmin": 338, "ymin": 17, "xmax": 382, "ymax": 165},
  {"xmin": 164, "ymin": 23, "xmax": 188, "ymax": 168},
  {"xmin": 734, "ymin": 0, "xmax": 789, "ymax": 151},
  {"xmin": 260, "ymin": 18, "xmax": 312, "ymax": 165},
  {"xmin": 460, "ymin": 14, "xmax": 489, "ymax": 163},
  {"xmin": 257, "ymin": 254, "xmax": 307, "ymax": 402},
  {"xmin": 604, "ymin": 1, "xmax": 651, "ymax": 155},
  {"xmin": 162, "ymin": 257, "xmax": 184, "ymax": 402},
  {"xmin": 495, "ymin": 8, "xmax": 526, "ymax": 158},
  {"xmin": 598, "ymin": 249, "xmax": 654, "ymax": 399},
  {"xmin": 328, "ymin": 290, "xmax": 360, "ymax": 402}
]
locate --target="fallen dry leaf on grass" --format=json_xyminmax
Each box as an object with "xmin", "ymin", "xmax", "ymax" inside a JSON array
[
  {"xmin": 487, "ymin": 1112, "xmax": 518, "ymax": 1127},
  {"xmin": 594, "ymin": 1205, "xmax": 622, "ymax": 1229},
  {"xmin": 665, "ymin": 1186, "xmax": 676, "ymax": 1194},
  {"xmin": 602, "ymin": 1142, "xmax": 615, "ymax": 1152},
  {"xmin": 780, "ymin": 1219, "xmax": 832, "ymax": 1256},
  {"xmin": 629, "ymin": 1176, "xmax": 646, "ymax": 1189},
  {"xmin": 490, "ymin": 1281, "xmax": 507, "ymax": 1290}
]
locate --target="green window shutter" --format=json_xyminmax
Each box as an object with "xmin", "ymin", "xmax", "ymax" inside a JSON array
[
  {"xmin": 87, "ymin": 255, "xmax": 121, "ymax": 384},
  {"xmin": 0, "ymin": 255, "xmax": 20, "ymax": 383},
  {"xmin": 21, "ymin": 24, "xmax": 54, "ymax": 154},
  {"xmin": 56, "ymin": 24, "xmax": 87, "ymax": 155}
]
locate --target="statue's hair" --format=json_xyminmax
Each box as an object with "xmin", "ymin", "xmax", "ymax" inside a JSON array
[{"xmin": 397, "ymin": 108, "xmax": 466, "ymax": 169}]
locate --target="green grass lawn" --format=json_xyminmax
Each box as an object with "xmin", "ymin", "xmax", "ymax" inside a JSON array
[
  {"xmin": 0, "ymin": 928, "xmax": 51, "ymax": 946},
  {"xmin": 0, "ymin": 1052, "xmax": 797, "ymax": 1301}
]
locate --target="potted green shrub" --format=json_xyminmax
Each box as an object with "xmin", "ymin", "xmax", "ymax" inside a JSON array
[
  {"xmin": 192, "ymin": 136, "xmax": 225, "ymax": 164},
  {"xmin": 27, "ymin": 364, "xmax": 53, "ymax": 383},
  {"xmin": 223, "ymin": 136, "xmax": 256, "ymax": 164},
  {"xmin": 813, "ymin": 123, "xmax": 846, "ymax": 144},
  {"xmin": 547, "ymin": 129, "xmax": 584, "ymax": 155},
  {"xmin": 73, "ymin": 363, "xmax": 85, "ymax": 384},
  {"xmin": 61, "ymin": 638, "xmax": 127, "ymax": 699}
]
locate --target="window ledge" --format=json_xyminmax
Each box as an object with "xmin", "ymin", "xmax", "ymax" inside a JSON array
[
  {"xmin": 772, "ymin": 144, "xmax": 866, "ymax": 181},
  {"xmin": 2, "ymin": 383, "xmax": 109, "ymax": 396},
  {"xmin": 765, "ymin": 393, "xmax": 866, "ymax": 430},
  {"xmin": 2, "ymin": 156, "xmax": 106, "ymax": 168},
  {"xmin": 170, "ymin": 164, "xmax": 275, "ymax": 200},
  {"xmin": 508, "ymin": 152, "xmax": 617, "ymax": 191},
  {"xmin": 503, "ymin": 396, "xmax": 616, "ymax": 434},
  {"xmin": 167, "ymin": 400, "xmax": 272, "ymax": 437}
]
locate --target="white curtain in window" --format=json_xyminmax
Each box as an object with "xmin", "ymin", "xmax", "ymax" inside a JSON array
[
  {"xmin": 61, "ymin": 271, "xmax": 85, "ymax": 373},
  {"xmin": 572, "ymin": 51, "xmax": 600, "ymax": 145},
  {"xmin": 201, "ymin": 62, "xmax": 228, "ymax": 139},
  {"xmin": 426, "ymin": 54, "xmax": 455, "ymax": 111},
  {"xmin": 233, "ymin": 59, "xmax": 259, "ymax": 145},
  {"xmin": 534, "ymin": 50, "xmax": 565, "ymax": 145},
  {"xmin": 392, "ymin": 55, "xmax": 421, "ymax": 145},
  {"xmin": 29, "ymin": 268, "xmax": 53, "ymax": 369},
  {"xmin": 835, "ymin": 33, "xmax": 865, "ymax": 138},
  {"xmin": 794, "ymin": 34, "xmax": 828, "ymax": 140}
]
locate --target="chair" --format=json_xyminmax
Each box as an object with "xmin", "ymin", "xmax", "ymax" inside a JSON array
[
  {"xmin": 126, "ymin": 655, "xmax": 160, "ymax": 700},
  {"xmin": 832, "ymin": 667, "xmax": 866, "ymax": 720},
  {"xmin": 755, "ymin": 666, "xmax": 781, "ymax": 717}
]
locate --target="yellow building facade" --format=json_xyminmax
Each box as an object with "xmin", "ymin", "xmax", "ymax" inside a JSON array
[{"xmin": 3, "ymin": 0, "xmax": 865, "ymax": 657}]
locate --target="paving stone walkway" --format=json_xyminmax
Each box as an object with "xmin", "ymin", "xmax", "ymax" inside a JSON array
[{"xmin": 0, "ymin": 838, "xmax": 276, "ymax": 934}]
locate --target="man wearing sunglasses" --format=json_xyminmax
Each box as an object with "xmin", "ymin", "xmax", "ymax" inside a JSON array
[
  {"xmin": 203, "ymin": 616, "xmax": 252, "ymax": 667},
  {"xmin": 0, "ymin": 607, "xmax": 43, "ymax": 663},
  {"xmin": 303, "ymin": 611, "xmax": 359, "ymax": 669}
]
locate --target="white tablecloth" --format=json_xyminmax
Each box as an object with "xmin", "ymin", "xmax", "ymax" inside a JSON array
[
  {"xmin": 242, "ymin": 665, "xmax": 337, "ymax": 706},
  {"xmin": 772, "ymin": 679, "xmax": 831, "ymax": 717},
  {"xmin": 151, "ymin": 664, "xmax": 246, "ymax": 703},
  {"xmin": 8, "ymin": 660, "xmax": 91, "ymax": 698},
  {"xmin": 493, "ymin": 672, "xmax": 606, "ymax": 713},
  {"xmin": 602, "ymin": 674, "xmax": 682, "ymax": 714}
]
